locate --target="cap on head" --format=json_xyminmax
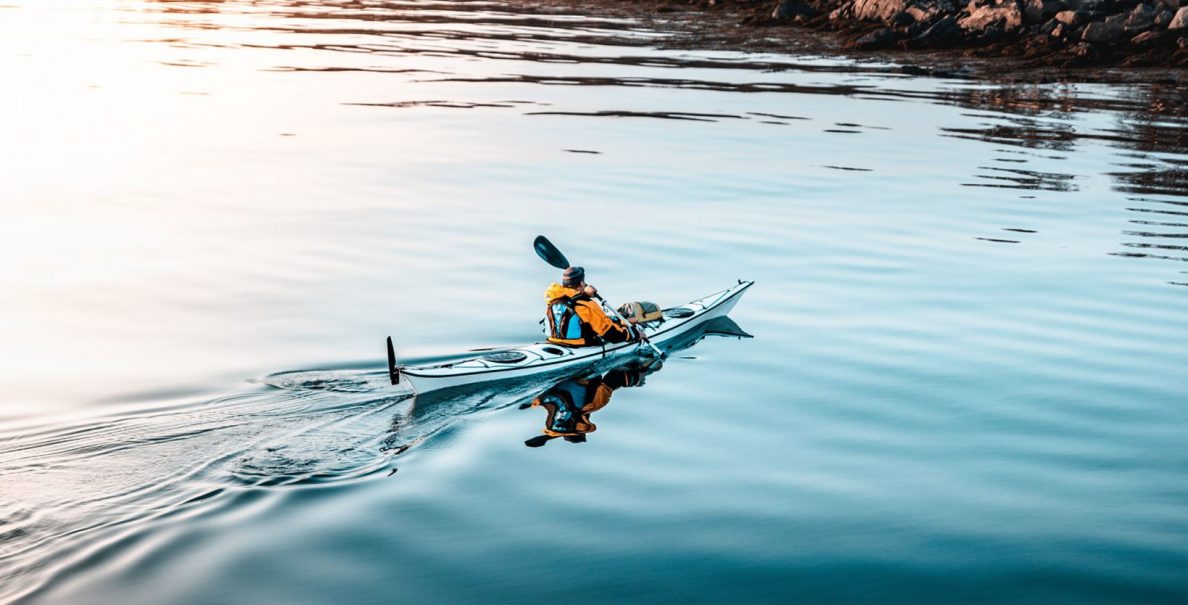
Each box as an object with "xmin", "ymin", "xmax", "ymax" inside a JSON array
[{"xmin": 562, "ymin": 266, "xmax": 585, "ymax": 287}]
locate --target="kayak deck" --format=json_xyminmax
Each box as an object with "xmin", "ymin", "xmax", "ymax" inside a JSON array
[{"xmin": 394, "ymin": 280, "xmax": 753, "ymax": 395}]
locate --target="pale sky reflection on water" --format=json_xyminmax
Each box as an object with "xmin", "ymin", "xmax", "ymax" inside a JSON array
[
  {"xmin": 0, "ymin": 1, "xmax": 517, "ymax": 415},
  {"xmin": 0, "ymin": 2, "xmax": 661, "ymax": 416}
]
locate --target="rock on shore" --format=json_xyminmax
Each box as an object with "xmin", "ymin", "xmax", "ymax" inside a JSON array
[{"xmin": 762, "ymin": 0, "xmax": 1188, "ymax": 66}]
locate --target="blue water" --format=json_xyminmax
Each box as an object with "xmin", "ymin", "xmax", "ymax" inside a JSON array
[{"xmin": 2, "ymin": 0, "xmax": 1187, "ymax": 603}]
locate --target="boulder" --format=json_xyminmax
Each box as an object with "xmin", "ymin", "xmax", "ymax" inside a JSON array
[
  {"xmin": 1130, "ymin": 29, "xmax": 1162, "ymax": 42},
  {"xmin": 905, "ymin": 0, "xmax": 960, "ymax": 21},
  {"xmin": 917, "ymin": 14, "xmax": 964, "ymax": 42},
  {"xmin": 891, "ymin": 9, "xmax": 916, "ymax": 25},
  {"xmin": 852, "ymin": 0, "xmax": 909, "ymax": 22},
  {"xmin": 854, "ymin": 27, "xmax": 900, "ymax": 47},
  {"xmin": 1170, "ymin": 6, "xmax": 1188, "ymax": 27},
  {"xmin": 1054, "ymin": 9, "xmax": 1085, "ymax": 23},
  {"xmin": 959, "ymin": 0, "xmax": 1025, "ymax": 30},
  {"xmin": 1063, "ymin": 0, "xmax": 1103, "ymax": 10},
  {"xmin": 974, "ymin": 20, "xmax": 1007, "ymax": 40},
  {"xmin": 1082, "ymin": 17, "xmax": 1125, "ymax": 41},
  {"xmin": 1069, "ymin": 40, "xmax": 1099, "ymax": 57},
  {"xmin": 1021, "ymin": 32, "xmax": 1056, "ymax": 51},
  {"xmin": 772, "ymin": 0, "xmax": 818, "ymax": 20},
  {"xmin": 1124, "ymin": 3, "xmax": 1155, "ymax": 31},
  {"xmin": 905, "ymin": 5, "xmax": 933, "ymax": 20},
  {"xmin": 1023, "ymin": 0, "xmax": 1064, "ymax": 23}
]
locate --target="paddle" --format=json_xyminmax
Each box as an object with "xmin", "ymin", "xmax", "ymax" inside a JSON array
[
  {"xmin": 534, "ymin": 235, "xmax": 570, "ymax": 270},
  {"xmin": 524, "ymin": 434, "xmax": 557, "ymax": 448},
  {"xmin": 532, "ymin": 235, "xmax": 664, "ymax": 358}
]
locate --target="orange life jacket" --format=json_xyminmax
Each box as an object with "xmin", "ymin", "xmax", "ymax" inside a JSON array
[{"xmin": 543, "ymin": 283, "xmax": 629, "ymax": 346}]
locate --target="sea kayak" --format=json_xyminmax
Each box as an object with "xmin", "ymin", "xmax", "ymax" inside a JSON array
[{"xmin": 387, "ymin": 280, "xmax": 753, "ymax": 395}]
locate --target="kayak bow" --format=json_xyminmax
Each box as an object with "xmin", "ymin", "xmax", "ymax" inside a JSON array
[{"xmin": 388, "ymin": 280, "xmax": 753, "ymax": 395}]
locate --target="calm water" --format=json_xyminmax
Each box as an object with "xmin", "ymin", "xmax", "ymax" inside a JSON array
[{"xmin": 2, "ymin": 0, "xmax": 1188, "ymax": 603}]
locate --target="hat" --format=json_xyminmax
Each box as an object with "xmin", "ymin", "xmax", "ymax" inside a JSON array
[{"xmin": 562, "ymin": 266, "xmax": 585, "ymax": 286}]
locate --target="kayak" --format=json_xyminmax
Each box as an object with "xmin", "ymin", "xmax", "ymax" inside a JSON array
[
  {"xmin": 389, "ymin": 279, "xmax": 753, "ymax": 395},
  {"xmin": 388, "ymin": 280, "xmax": 753, "ymax": 395}
]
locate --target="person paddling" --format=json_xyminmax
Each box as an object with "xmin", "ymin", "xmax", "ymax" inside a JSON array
[{"xmin": 544, "ymin": 266, "xmax": 636, "ymax": 347}]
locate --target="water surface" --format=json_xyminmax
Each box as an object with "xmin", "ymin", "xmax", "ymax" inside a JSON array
[{"xmin": 2, "ymin": 1, "xmax": 1187, "ymax": 603}]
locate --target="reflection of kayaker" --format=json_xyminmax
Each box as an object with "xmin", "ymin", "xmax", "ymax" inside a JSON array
[{"xmin": 525, "ymin": 361, "xmax": 660, "ymax": 447}]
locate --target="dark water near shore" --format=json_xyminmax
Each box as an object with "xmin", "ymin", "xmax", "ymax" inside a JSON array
[{"xmin": 3, "ymin": 0, "xmax": 1188, "ymax": 603}]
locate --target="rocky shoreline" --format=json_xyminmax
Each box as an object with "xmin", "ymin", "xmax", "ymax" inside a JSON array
[
  {"xmin": 761, "ymin": 0, "xmax": 1188, "ymax": 67},
  {"xmin": 525, "ymin": 0, "xmax": 1188, "ymax": 77}
]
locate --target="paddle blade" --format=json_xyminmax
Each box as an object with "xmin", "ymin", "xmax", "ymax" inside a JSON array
[
  {"xmin": 533, "ymin": 235, "xmax": 570, "ymax": 270},
  {"xmin": 386, "ymin": 336, "xmax": 400, "ymax": 385},
  {"xmin": 524, "ymin": 435, "xmax": 555, "ymax": 448}
]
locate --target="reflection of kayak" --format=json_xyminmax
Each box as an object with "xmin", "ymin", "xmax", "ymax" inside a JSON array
[{"xmin": 388, "ymin": 280, "xmax": 753, "ymax": 395}]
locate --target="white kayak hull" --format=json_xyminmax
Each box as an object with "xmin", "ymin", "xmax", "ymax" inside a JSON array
[{"xmin": 395, "ymin": 280, "xmax": 753, "ymax": 395}]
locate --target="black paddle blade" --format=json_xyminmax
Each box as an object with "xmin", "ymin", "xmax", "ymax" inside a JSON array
[
  {"xmin": 524, "ymin": 434, "xmax": 556, "ymax": 448},
  {"xmin": 533, "ymin": 235, "xmax": 570, "ymax": 270},
  {"xmin": 386, "ymin": 336, "xmax": 400, "ymax": 385}
]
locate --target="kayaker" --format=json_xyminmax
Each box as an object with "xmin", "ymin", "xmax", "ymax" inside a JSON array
[
  {"xmin": 544, "ymin": 266, "xmax": 636, "ymax": 347},
  {"xmin": 525, "ymin": 362, "xmax": 660, "ymax": 447}
]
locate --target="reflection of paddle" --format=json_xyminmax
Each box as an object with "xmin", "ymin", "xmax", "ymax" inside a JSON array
[
  {"xmin": 532, "ymin": 235, "xmax": 664, "ymax": 358},
  {"xmin": 524, "ymin": 434, "xmax": 588, "ymax": 447}
]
